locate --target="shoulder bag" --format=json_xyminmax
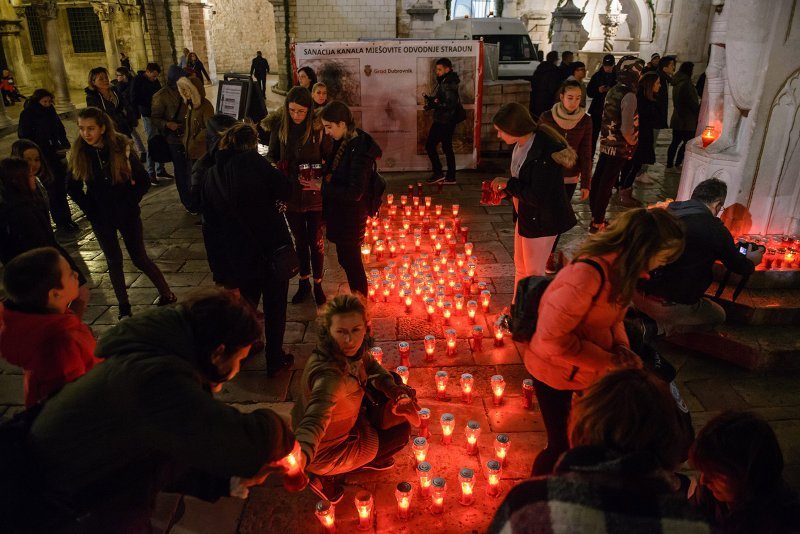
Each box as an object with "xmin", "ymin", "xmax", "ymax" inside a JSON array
[{"xmin": 148, "ymin": 101, "xmax": 182, "ymax": 164}]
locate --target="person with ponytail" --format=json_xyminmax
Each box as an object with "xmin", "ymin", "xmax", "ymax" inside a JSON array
[
  {"xmin": 269, "ymin": 86, "xmax": 326, "ymax": 305},
  {"xmin": 68, "ymin": 107, "xmax": 175, "ymax": 319},
  {"xmin": 319, "ymin": 101, "xmax": 382, "ymax": 297}
]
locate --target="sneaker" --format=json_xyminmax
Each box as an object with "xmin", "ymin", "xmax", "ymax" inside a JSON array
[
  {"xmin": 426, "ymin": 174, "xmax": 445, "ymax": 184},
  {"xmin": 157, "ymin": 169, "xmax": 174, "ymax": 179},
  {"xmin": 118, "ymin": 303, "xmax": 133, "ymax": 321},
  {"xmin": 149, "ymin": 174, "xmax": 159, "ymax": 186},
  {"xmin": 308, "ymin": 476, "xmax": 344, "ymax": 504},
  {"xmin": 154, "ymin": 292, "xmax": 177, "ymax": 306},
  {"xmin": 589, "ymin": 222, "xmax": 606, "ymax": 234},
  {"xmin": 355, "ymin": 457, "xmax": 395, "ymax": 472},
  {"xmin": 545, "ymin": 253, "xmax": 558, "ymax": 275},
  {"xmin": 442, "ymin": 177, "xmax": 457, "ymax": 185}
]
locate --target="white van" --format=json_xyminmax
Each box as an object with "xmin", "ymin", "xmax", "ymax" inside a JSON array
[{"xmin": 434, "ymin": 17, "xmax": 541, "ymax": 80}]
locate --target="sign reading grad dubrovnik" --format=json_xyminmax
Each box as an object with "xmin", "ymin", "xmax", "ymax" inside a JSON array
[{"xmin": 292, "ymin": 40, "xmax": 484, "ymax": 172}]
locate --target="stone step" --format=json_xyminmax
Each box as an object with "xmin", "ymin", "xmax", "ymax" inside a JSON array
[
  {"xmin": 665, "ymin": 324, "xmax": 800, "ymax": 371},
  {"xmin": 709, "ymin": 283, "xmax": 800, "ymax": 325}
]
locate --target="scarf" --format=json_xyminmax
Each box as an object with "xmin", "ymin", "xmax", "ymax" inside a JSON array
[{"xmin": 550, "ymin": 102, "xmax": 586, "ymax": 131}]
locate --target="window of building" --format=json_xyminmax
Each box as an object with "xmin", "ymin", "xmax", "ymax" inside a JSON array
[
  {"xmin": 24, "ymin": 6, "xmax": 47, "ymax": 56},
  {"xmin": 67, "ymin": 7, "xmax": 105, "ymax": 54}
]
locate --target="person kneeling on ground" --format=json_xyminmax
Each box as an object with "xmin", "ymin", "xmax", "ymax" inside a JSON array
[
  {"xmin": 291, "ymin": 294, "xmax": 417, "ymax": 504},
  {"xmin": 633, "ymin": 178, "xmax": 762, "ymax": 336},
  {"xmin": 690, "ymin": 411, "xmax": 800, "ymax": 534},
  {"xmin": 488, "ymin": 368, "xmax": 709, "ymax": 533},
  {"xmin": 23, "ymin": 289, "xmax": 297, "ymax": 532},
  {"xmin": 0, "ymin": 247, "xmax": 98, "ymax": 408}
]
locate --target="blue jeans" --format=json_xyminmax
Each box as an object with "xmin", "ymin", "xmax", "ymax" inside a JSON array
[{"xmin": 142, "ymin": 116, "xmax": 163, "ymax": 176}]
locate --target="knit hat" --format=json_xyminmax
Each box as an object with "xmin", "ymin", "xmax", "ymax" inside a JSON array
[
  {"xmin": 651, "ymin": 53, "xmax": 661, "ymax": 60},
  {"xmin": 492, "ymin": 102, "xmax": 535, "ymax": 137},
  {"xmin": 602, "ymin": 54, "xmax": 616, "ymax": 66}
]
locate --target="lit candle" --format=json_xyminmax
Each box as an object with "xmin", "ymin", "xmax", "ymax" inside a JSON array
[
  {"xmin": 481, "ymin": 290, "xmax": 491, "ymax": 311},
  {"xmin": 425, "ymin": 298, "xmax": 436, "ymax": 321},
  {"xmin": 435, "ymin": 204, "xmax": 442, "ymax": 216},
  {"xmin": 424, "ymin": 335, "xmax": 436, "ymax": 361},
  {"xmin": 491, "ymin": 375, "xmax": 506, "ymax": 406},
  {"xmin": 368, "ymin": 285, "xmax": 377, "ymax": 301},
  {"xmin": 315, "ymin": 500, "xmax": 337, "ymax": 533},
  {"xmin": 486, "ymin": 460, "xmax": 502, "ymax": 496},
  {"xmin": 412, "ymin": 436, "xmax": 429, "ymax": 464},
  {"xmin": 464, "ymin": 242, "xmax": 474, "ymax": 257},
  {"xmin": 396, "ymin": 366, "xmax": 410, "ymax": 385},
  {"xmin": 493, "ymin": 324, "xmax": 504, "ymax": 347},
  {"xmin": 381, "ymin": 281, "xmax": 391, "ymax": 302},
  {"xmin": 461, "ymin": 226, "xmax": 469, "ymax": 243},
  {"xmin": 389, "ymin": 205, "xmax": 397, "ymax": 217},
  {"xmin": 458, "ymin": 468, "xmax": 475, "ymax": 506},
  {"xmin": 440, "ymin": 413, "xmax": 455, "ymax": 444},
  {"xmin": 442, "ymin": 302, "xmax": 453, "ymax": 325},
  {"xmin": 405, "ymin": 205, "xmax": 412, "ymax": 218},
  {"xmin": 467, "ymin": 264, "xmax": 477, "ymax": 280},
  {"xmin": 430, "ymin": 477, "xmax": 446, "ymax": 515},
  {"xmin": 404, "ymin": 290, "xmax": 413, "ymax": 313},
  {"xmin": 424, "ymin": 196, "xmax": 432, "ymax": 208},
  {"xmin": 354, "ymin": 490, "xmax": 373, "ymax": 531},
  {"xmin": 465, "ymin": 420, "xmax": 481, "ymax": 455},
  {"xmin": 418, "ymin": 407, "xmax": 431, "ymax": 439},
  {"xmin": 417, "ymin": 461, "xmax": 433, "ymax": 497},
  {"xmin": 361, "ymin": 242, "xmax": 371, "ymax": 262},
  {"xmin": 400, "ymin": 195, "xmax": 408, "ymax": 206},
  {"xmin": 395, "ymin": 481, "xmax": 412, "ymax": 520},
  {"xmin": 369, "ymin": 346, "xmax": 383, "ymax": 366},
  {"xmin": 435, "ymin": 370, "xmax": 449, "ymax": 399},
  {"xmin": 467, "ymin": 300, "xmax": 478, "ymax": 323},
  {"xmin": 389, "ymin": 241, "xmax": 397, "ymax": 258},
  {"xmin": 460, "ymin": 373, "xmax": 474, "ymax": 404},
  {"xmin": 398, "ymin": 341, "xmax": 411, "ymax": 367},
  {"xmin": 701, "ymin": 125, "xmax": 715, "ymax": 148},
  {"xmin": 418, "ymin": 205, "xmax": 425, "ymax": 218},
  {"xmin": 452, "ymin": 204, "xmax": 460, "ymax": 217},
  {"xmin": 445, "ymin": 328, "xmax": 457, "ymax": 356},
  {"xmin": 402, "ymin": 218, "xmax": 411, "ymax": 231},
  {"xmin": 387, "ymin": 194, "xmax": 394, "ymax": 206},
  {"xmin": 471, "ymin": 325, "xmax": 484, "ymax": 352},
  {"xmin": 494, "ymin": 434, "xmax": 511, "ymax": 465},
  {"xmin": 416, "ymin": 181, "xmax": 424, "ymax": 196},
  {"xmin": 522, "ymin": 379, "xmax": 534, "ymax": 409}
]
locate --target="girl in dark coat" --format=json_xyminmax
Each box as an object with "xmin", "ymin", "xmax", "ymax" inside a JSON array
[
  {"xmin": 68, "ymin": 107, "xmax": 174, "ymax": 319},
  {"xmin": 0, "ymin": 157, "xmax": 90, "ymax": 316},
  {"xmin": 618, "ymin": 72, "xmax": 661, "ymax": 206},
  {"xmin": 202, "ymin": 122, "xmax": 295, "ymax": 377},
  {"xmin": 269, "ymin": 87, "xmax": 326, "ymax": 305},
  {"xmin": 490, "ymin": 103, "xmax": 577, "ymax": 302},
  {"xmin": 85, "ymin": 67, "xmax": 134, "ymax": 138},
  {"xmin": 17, "ymin": 89, "xmax": 80, "ymax": 231},
  {"xmin": 187, "ymin": 52, "xmax": 211, "ymax": 84},
  {"xmin": 319, "ymin": 101, "xmax": 382, "ymax": 297},
  {"xmin": 667, "ymin": 61, "xmax": 700, "ymax": 169}
]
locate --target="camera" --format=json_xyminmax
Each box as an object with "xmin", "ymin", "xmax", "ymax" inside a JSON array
[
  {"xmin": 737, "ymin": 241, "xmax": 765, "ymax": 256},
  {"xmin": 423, "ymin": 94, "xmax": 437, "ymax": 111}
]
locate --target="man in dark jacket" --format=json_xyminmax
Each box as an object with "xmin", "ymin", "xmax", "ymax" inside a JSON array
[
  {"xmin": 250, "ymin": 51, "xmax": 270, "ymax": 97},
  {"xmin": 425, "ymin": 57, "xmax": 464, "ymax": 185},
  {"xmin": 634, "ymin": 179, "xmax": 762, "ymax": 335},
  {"xmin": 152, "ymin": 65, "xmax": 191, "ymax": 210},
  {"xmin": 587, "ymin": 54, "xmax": 617, "ymax": 156},
  {"xmin": 131, "ymin": 62, "xmax": 168, "ymax": 182},
  {"xmin": 24, "ymin": 290, "xmax": 297, "ymax": 532},
  {"xmin": 558, "ymin": 50, "xmax": 574, "ymax": 80},
  {"xmin": 530, "ymin": 50, "xmax": 562, "ymax": 118}
]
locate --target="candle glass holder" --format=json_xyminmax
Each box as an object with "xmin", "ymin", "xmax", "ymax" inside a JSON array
[
  {"xmin": 369, "ymin": 346, "xmax": 383, "ymax": 366},
  {"xmin": 465, "ymin": 420, "xmax": 481, "ymax": 455},
  {"xmin": 417, "ymin": 461, "xmax": 433, "ymax": 497},
  {"xmin": 471, "ymin": 325, "xmax": 484, "ymax": 352},
  {"xmin": 491, "ymin": 375, "xmax": 506, "ymax": 406},
  {"xmin": 354, "ymin": 490, "xmax": 373, "ymax": 531},
  {"xmin": 412, "ymin": 436, "xmax": 429, "ymax": 464},
  {"xmin": 398, "ymin": 341, "xmax": 411, "ymax": 367},
  {"xmin": 445, "ymin": 328, "xmax": 457, "ymax": 355},
  {"xmin": 396, "ymin": 482, "xmax": 413, "ymax": 520},
  {"xmin": 494, "ymin": 434, "xmax": 511, "ymax": 466},
  {"xmin": 396, "ymin": 366, "xmax": 410, "ymax": 385},
  {"xmin": 481, "ymin": 289, "xmax": 491, "ymax": 311},
  {"xmin": 418, "ymin": 407, "xmax": 431, "ymax": 439},
  {"xmin": 315, "ymin": 500, "xmax": 337, "ymax": 533},
  {"xmin": 493, "ymin": 323, "xmax": 505, "ymax": 347},
  {"xmin": 467, "ymin": 300, "xmax": 478, "ymax": 324},
  {"xmin": 424, "ymin": 335, "xmax": 436, "ymax": 361},
  {"xmin": 486, "ymin": 460, "xmax": 502, "ymax": 497},
  {"xmin": 441, "ymin": 413, "xmax": 455, "ymax": 445},
  {"xmin": 430, "ymin": 477, "xmax": 446, "ymax": 515},
  {"xmin": 458, "ymin": 468, "xmax": 475, "ymax": 506},
  {"xmin": 522, "ymin": 379, "xmax": 534, "ymax": 409},
  {"xmin": 435, "ymin": 370, "xmax": 449, "ymax": 399}
]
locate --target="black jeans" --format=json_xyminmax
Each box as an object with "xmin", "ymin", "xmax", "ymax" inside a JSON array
[
  {"xmin": 286, "ymin": 210, "xmax": 324, "ymax": 279},
  {"xmin": 425, "ymin": 121, "xmax": 457, "ymax": 179},
  {"xmin": 239, "ymin": 272, "xmax": 289, "ymax": 370},
  {"xmin": 589, "ymin": 153, "xmax": 627, "ymax": 225},
  {"xmin": 372, "ymin": 422, "xmax": 412, "ymax": 465},
  {"xmin": 619, "ymin": 153, "xmax": 645, "ymax": 189},
  {"xmin": 551, "ymin": 183, "xmax": 577, "ymax": 252},
  {"xmin": 530, "ymin": 377, "xmax": 574, "ymax": 476},
  {"xmin": 44, "ymin": 155, "xmax": 73, "ymax": 226},
  {"xmin": 590, "ymin": 113, "xmax": 602, "ymax": 158},
  {"xmin": 667, "ymin": 129, "xmax": 693, "ymax": 167},
  {"xmin": 255, "ymin": 76, "xmax": 267, "ymax": 96},
  {"xmin": 168, "ymin": 143, "xmax": 191, "ymax": 210},
  {"xmin": 91, "ymin": 216, "xmax": 171, "ymax": 306},
  {"xmin": 335, "ymin": 242, "xmax": 368, "ymax": 296}
]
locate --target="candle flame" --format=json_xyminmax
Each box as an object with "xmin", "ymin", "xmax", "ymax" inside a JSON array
[{"xmin": 461, "ymin": 482, "xmax": 473, "ymax": 495}]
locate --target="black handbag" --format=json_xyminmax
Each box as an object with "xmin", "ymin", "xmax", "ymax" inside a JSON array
[
  {"xmin": 269, "ymin": 242, "xmax": 300, "ymax": 280},
  {"xmin": 361, "ymin": 372, "xmax": 420, "ymax": 430}
]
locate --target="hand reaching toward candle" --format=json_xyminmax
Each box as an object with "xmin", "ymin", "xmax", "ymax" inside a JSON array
[{"xmin": 491, "ymin": 177, "xmax": 509, "ymax": 192}]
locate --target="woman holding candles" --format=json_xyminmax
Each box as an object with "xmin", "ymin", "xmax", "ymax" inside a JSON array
[
  {"xmin": 291, "ymin": 294, "xmax": 417, "ymax": 503},
  {"xmin": 319, "ymin": 101, "xmax": 382, "ymax": 297},
  {"xmin": 487, "ymin": 369, "xmax": 706, "ymax": 533},
  {"xmin": 490, "ymin": 103, "xmax": 577, "ymax": 301},
  {"xmin": 527, "ymin": 207, "xmax": 684, "ymax": 476},
  {"xmin": 268, "ymin": 86, "xmax": 326, "ymax": 305}
]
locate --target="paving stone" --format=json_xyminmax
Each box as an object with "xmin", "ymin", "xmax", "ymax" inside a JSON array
[
  {"xmin": 0, "ymin": 358, "xmax": 22, "ymax": 375},
  {"xmin": 283, "ymin": 322, "xmax": 307, "ymax": 344},
  {"xmin": 372, "ymin": 316, "xmax": 398, "ymax": 341},
  {"xmin": 685, "ymin": 380, "xmax": 750, "ymax": 411},
  {"xmin": 171, "ymin": 496, "xmax": 244, "ymax": 534},
  {"xmin": 215, "ymin": 371, "xmax": 290, "ymax": 403},
  {"xmin": 150, "ymin": 492, "xmax": 182, "ymax": 533},
  {"xmin": 0, "ymin": 375, "xmax": 24, "ymax": 404}
]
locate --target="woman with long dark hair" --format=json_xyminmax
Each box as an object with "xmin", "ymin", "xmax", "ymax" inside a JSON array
[
  {"xmin": 187, "ymin": 52, "xmax": 212, "ymax": 84},
  {"xmin": 85, "ymin": 67, "xmax": 134, "ymax": 138},
  {"xmin": 319, "ymin": 101, "xmax": 382, "ymax": 297},
  {"xmin": 68, "ymin": 107, "xmax": 175, "ymax": 319},
  {"xmin": 525, "ymin": 207, "xmax": 684, "ymax": 476},
  {"xmin": 269, "ymin": 86, "xmax": 326, "ymax": 305},
  {"xmin": 297, "ymin": 66, "xmax": 317, "ymax": 89}
]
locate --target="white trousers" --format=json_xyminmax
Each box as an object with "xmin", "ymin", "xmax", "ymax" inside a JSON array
[{"xmin": 513, "ymin": 224, "xmax": 557, "ymax": 302}]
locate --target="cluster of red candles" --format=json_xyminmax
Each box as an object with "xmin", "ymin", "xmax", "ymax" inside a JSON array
[{"xmin": 738, "ymin": 234, "xmax": 800, "ymax": 270}]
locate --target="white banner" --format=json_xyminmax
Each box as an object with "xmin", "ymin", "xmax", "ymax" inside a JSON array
[{"xmin": 292, "ymin": 40, "xmax": 484, "ymax": 172}]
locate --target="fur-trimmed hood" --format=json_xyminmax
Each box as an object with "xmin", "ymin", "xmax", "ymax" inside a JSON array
[
  {"xmin": 177, "ymin": 76, "xmax": 205, "ymax": 108},
  {"xmin": 536, "ymin": 122, "xmax": 578, "ymax": 168}
]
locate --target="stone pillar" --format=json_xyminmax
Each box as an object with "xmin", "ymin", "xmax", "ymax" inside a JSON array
[
  {"xmin": 92, "ymin": 2, "xmax": 121, "ymax": 72},
  {"xmin": 125, "ymin": 5, "xmax": 149, "ymax": 71},
  {"xmin": 407, "ymin": 1, "xmax": 438, "ymax": 39},
  {"xmin": 0, "ymin": 20, "xmax": 30, "ymax": 87},
  {"xmin": 550, "ymin": 0, "xmax": 587, "ymax": 56},
  {"xmin": 268, "ymin": 0, "xmax": 296, "ymax": 94},
  {"xmin": 599, "ymin": 0, "xmax": 627, "ymax": 52},
  {"xmin": 31, "ymin": 0, "xmax": 74, "ymax": 113}
]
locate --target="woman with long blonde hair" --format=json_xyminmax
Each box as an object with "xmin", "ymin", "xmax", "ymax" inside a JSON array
[
  {"xmin": 69, "ymin": 107, "xmax": 174, "ymax": 319},
  {"xmin": 525, "ymin": 207, "xmax": 684, "ymax": 476}
]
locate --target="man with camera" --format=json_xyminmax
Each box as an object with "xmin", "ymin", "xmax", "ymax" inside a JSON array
[
  {"xmin": 633, "ymin": 178, "xmax": 763, "ymax": 335},
  {"xmin": 424, "ymin": 58, "xmax": 465, "ymax": 185}
]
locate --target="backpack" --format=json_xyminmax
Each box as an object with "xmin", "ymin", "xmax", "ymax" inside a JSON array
[
  {"xmin": 510, "ymin": 258, "xmax": 605, "ymax": 343},
  {"xmin": 366, "ymin": 162, "xmax": 386, "ymax": 218}
]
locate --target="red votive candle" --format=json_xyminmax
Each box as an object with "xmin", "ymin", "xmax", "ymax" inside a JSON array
[
  {"xmin": 315, "ymin": 500, "xmax": 336, "ymax": 533},
  {"xmin": 440, "ymin": 413, "xmax": 455, "ymax": 445},
  {"xmin": 465, "ymin": 420, "xmax": 481, "ymax": 455},
  {"xmin": 460, "ymin": 373, "xmax": 474, "ymax": 403},
  {"xmin": 522, "ymin": 379, "xmax": 534, "ymax": 409},
  {"xmin": 395, "ymin": 481, "xmax": 412, "ymax": 520},
  {"xmin": 494, "ymin": 434, "xmax": 510, "ymax": 466},
  {"xmin": 459, "ymin": 468, "xmax": 475, "ymax": 506},
  {"xmin": 430, "ymin": 477, "xmax": 446, "ymax": 515},
  {"xmin": 417, "ymin": 461, "xmax": 433, "ymax": 497},
  {"xmin": 491, "ymin": 375, "xmax": 506, "ymax": 406},
  {"xmin": 355, "ymin": 490, "xmax": 373, "ymax": 531},
  {"xmin": 418, "ymin": 407, "xmax": 431, "ymax": 439},
  {"xmin": 435, "ymin": 370, "xmax": 449, "ymax": 399}
]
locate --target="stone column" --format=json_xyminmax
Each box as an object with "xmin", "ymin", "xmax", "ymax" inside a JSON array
[
  {"xmin": 0, "ymin": 20, "xmax": 30, "ymax": 87},
  {"xmin": 31, "ymin": 0, "xmax": 74, "ymax": 113},
  {"xmin": 92, "ymin": 2, "xmax": 120, "ymax": 72},
  {"xmin": 550, "ymin": 0, "xmax": 587, "ymax": 57},
  {"xmin": 407, "ymin": 1, "xmax": 438, "ymax": 39},
  {"xmin": 267, "ymin": 0, "xmax": 297, "ymax": 94},
  {"xmin": 598, "ymin": 0, "xmax": 627, "ymax": 52},
  {"xmin": 125, "ymin": 5, "xmax": 148, "ymax": 70}
]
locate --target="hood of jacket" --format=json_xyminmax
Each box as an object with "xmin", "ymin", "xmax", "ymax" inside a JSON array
[
  {"xmin": 177, "ymin": 76, "xmax": 204, "ymax": 107},
  {"xmin": 167, "ymin": 65, "xmax": 187, "ymax": 89},
  {"xmin": 0, "ymin": 305, "xmax": 86, "ymax": 368},
  {"xmin": 205, "ymin": 113, "xmax": 237, "ymax": 154},
  {"xmin": 536, "ymin": 122, "xmax": 578, "ymax": 168},
  {"xmin": 668, "ymin": 198, "xmax": 712, "ymax": 218},
  {"xmin": 671, "ymin": 71, "xmax": 692, "ymax": 88},
  {"xmin": 351, "ymin": 128, "xmax": 383, "ymax": 160}
]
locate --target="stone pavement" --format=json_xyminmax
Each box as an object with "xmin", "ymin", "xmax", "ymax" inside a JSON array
[{"xmin": 0, "ymin": 132, "xmax": 799, "ymax": 533}]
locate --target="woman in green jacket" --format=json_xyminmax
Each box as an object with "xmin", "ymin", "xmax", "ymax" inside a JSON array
[{"xmin": 291, "ymin": 294, "xmax": 417, "ymax": 504}]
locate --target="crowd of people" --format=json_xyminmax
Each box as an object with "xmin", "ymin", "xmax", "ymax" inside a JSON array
[{"xmin": 0, "ymin": 44, "xmax": 796, "ymax": 534}]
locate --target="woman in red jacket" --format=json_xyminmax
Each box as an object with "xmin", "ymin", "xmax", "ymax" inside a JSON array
[{"xmin": 527, "ymin": 207, "xmax": 684, "ymax": 475}]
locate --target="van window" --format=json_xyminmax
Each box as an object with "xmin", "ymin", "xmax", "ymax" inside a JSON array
[{"xmin": 475, "ymin": 34, "xmax": 537, "ymax": 62}]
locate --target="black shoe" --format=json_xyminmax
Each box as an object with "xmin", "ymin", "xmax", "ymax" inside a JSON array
[
  {"xmin": 149, "ymin": 174, "xmax": 159, "ymax": 186},
  {"xmin": 308, "ymin": 476, "xmax": 344, "ymax": 504},
  {"xmin": 57, "ymin": 221, "xmax": 80, "ymax": 233},
  {"xmin": 292, "ymin": 278, "xmax": 311, "ymax": 304},
  {"xmin": 426, "ymin": 174, "xmax": 445, "ymax": 184},
  {"xmin": 313, "ymin": 282, "xmax": 327, "ymax": 306},
  {"xmin": 267, "ymin": 353, "xmax": 294, "ymax": 377},
  {"xmin": 354, "ymin": 457, "xmax": 395, "ymax": 472},
  {"xmin": 154, "ymin": 292, "xmax": 177, "ymax": 306},
  {"xmin": 442, "ymin": 176, "xmax": 457, "ymax": 185},
  {"xmin": 157, "ymin": 169, "xmax": 174, "ymax": 179},
  {"xmin": 118, "ymin": 303, "xmax": 133, "ymax": 320}
]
